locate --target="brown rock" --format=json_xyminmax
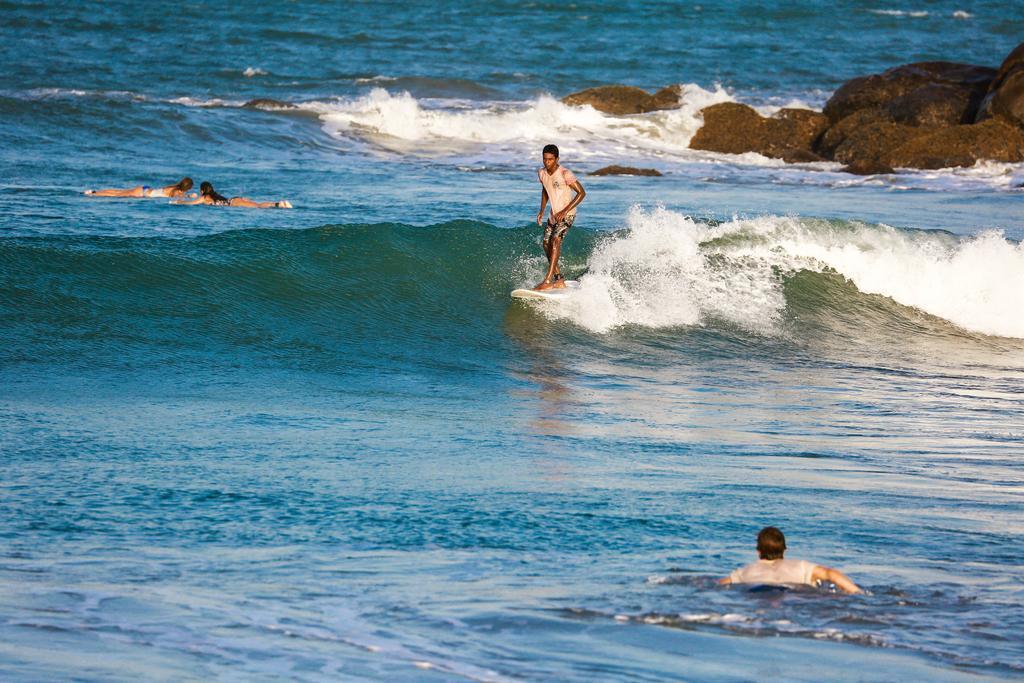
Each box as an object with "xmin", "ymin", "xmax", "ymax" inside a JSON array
[
  {"xmin": 832, "ymin": 120, "xmax": 920, "ymax": 167},
  {"xmin": 888, "ymin": 118, "xmax": 1024, "ymax": 169},
  {"xmin": 690, "ymin": 103, "xmax": 764, "ymax": 154},
  {"xmin": 815, "ymin": 109, "xmax": 893, "ymax": 158},
  {"xmin": 823, "ymin": 61, "xmax": 995, "ymax": 124},
  {"xmin": 646, "ymin": 85, "xmax": 683, "ymax": 111},
  {"xmin": 888, "ymin": 82, "xmax": 982, "ymax": 127},
  {"xmin": 980, "ymin": 70, "xmax": 1024, "ymax": 126},
  {"xmin": 243, "ymin": 98, "xmax": 297, "ymax": 110},
  {"xmin": 562, "ymin": 84, "xmax": 682, "ymax": 115},
  {"xmin": 690, "ymin": 103, "xmax": 828, "ymax": 159},
  {"xmin": 975, "ymin": 42, "xmax": 1024, "ymax": 126},
  {"xmin": 767, "ymin": 109, "xmax": 830, "ymax": 155},
  {"xmin": 984, "ymin": 42, "xmax": 1024, "ymax": 94},
  {"xmin": 562, "ymin": 85, "xmax": 656, "ymax": 115},
  {"xmin": 590, "ymin": 165, "xmax": 663, "ymax": 176},
  {"xmin": 841, "ymin": 159, "xmax": 895, "ymax": 175},
  {"xmin": 780, "ymin": 149, "xmax": 826, "ymax": 163}
]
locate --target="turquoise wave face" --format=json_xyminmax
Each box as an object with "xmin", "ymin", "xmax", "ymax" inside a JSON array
[{"xmin": 3, "ymin": 221, "xmax": 1021, "ymax": 377}]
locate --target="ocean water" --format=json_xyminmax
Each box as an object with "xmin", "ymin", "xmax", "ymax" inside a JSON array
[{"xmin": 2, "ymin": 1, "xmax": 1024, "ymax": 680}]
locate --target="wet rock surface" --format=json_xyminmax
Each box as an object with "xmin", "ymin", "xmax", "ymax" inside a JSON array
[
  {"xmin": 562, "ymin": 84, "xmax": 682, "ymax": 115},
  {"xmin": 567, "ymin": 45, "xmax": 1023, "ymax": 175},
  {"xmin": 686, "ymin": 43, "xmax": 1024, "ymax": 174},
  {"xmin": 591, "ymin": 165, "xmax": 663, "ymax": 176},
  {"xmin": 243, "ymin": 98, "xmax": 297, "ymax": 110},
  {"xmin": 975, "ymin": 44, "xmax": 1024, "ymax": 126},
  {"xmin": 822, "ymin": 61, "xmax": 994, "ymax": 125},
  {"xmin": 689, "ymin": 103, "xmax": 828, "ymax": 161}
]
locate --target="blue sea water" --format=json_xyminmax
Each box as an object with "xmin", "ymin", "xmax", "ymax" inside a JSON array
[{"xmin": 2, "ymin": 1, "xmax": 1024, "ymax": 680}]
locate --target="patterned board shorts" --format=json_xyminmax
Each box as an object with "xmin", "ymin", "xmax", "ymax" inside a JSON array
[{"xmin": 543, "ymin": 214, "xmax": 575, "ymax": 242}]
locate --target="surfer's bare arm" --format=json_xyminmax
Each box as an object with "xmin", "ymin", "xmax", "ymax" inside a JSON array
[
  {"xmin": 553, "ymin": 181, "xmax": 586, "ymax": 223},
  {"xmin": 811, "ymin": 564, "xmax": 862, "ymax": 594},
  {"xmin": 718, "ymin": 576, "xmax": 733, "ymax": 585},
  {"xmin": 537, "ymin": 187, "xmax": 549, "ymax": 225},
  {"xmin": 171, "ymin": 196, "xmax": 206, "ymax": 205}
]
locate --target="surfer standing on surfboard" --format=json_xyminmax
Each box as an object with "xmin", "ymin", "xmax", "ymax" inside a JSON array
[{"xmin": 535, "ymin": 144, "xmax": 585, "ymax": 291}]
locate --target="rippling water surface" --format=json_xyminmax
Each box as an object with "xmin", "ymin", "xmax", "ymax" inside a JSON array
[{"xmin": 2, "ymin": 1, "xmax": 1023, "ymax": 680}]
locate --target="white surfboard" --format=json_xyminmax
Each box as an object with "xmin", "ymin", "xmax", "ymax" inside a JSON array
[{"xmin": 511, "ymin": 280, "xmax": 579, "ymax": 301}]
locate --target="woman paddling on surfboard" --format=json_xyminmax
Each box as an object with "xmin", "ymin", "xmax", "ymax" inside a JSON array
[
  {"xmin": 173, "ymin": 181, "xmax": 292, "ymax": 209},
  {"xmin": 85, "ymin": 177, "xmax": 194, "ymax": 199},
  {"xmin": 535, "ymin": 144, "xmax": 585, "ymax": 290}
]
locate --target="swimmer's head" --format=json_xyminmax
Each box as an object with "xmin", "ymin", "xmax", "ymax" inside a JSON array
[
  {"xmin": 757, "ymin": 526, "xmax": 786, "ymax": 560},
  {"xmin": 199, "ymin": 181, "xmax": 229, "ymax": 204},
  {"xmin": 176, "ymin": 177, "xmax": 193, "ymax": 193},
  {"xmin": 542, "ymin": 144, "xmax": 559, "ymax": 158}
]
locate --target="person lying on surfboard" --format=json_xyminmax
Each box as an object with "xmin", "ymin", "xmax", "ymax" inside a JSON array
[
  {"xmin": 172, "ymin": 182, "xmax": 292, "ymax": 209},
  {"xmin": 85, "ymin": 177, "xmax": 194, "ymax": 198},
  {"xmin": 719, "ymin": 526, "xmax": 862, "ymax": 594},
  {"xmin": 535, "ymin": 144, "xmax": 585, "ymax": 290}
]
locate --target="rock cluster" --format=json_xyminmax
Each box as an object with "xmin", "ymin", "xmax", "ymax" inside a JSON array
[
  {"xmin": 561, "ymin": 84, "xmax": 682, "ymax": 115},
  {"xmin": 590, "ymin": 165, "xmax": 663, "ymax": 176},
  {"xmin": 563, "ymin": 43, "xmax": 1024, "ymax": 174},
  {"xmin": 689, "ymin": 104, "xmax": 828, "ymax": 163}
]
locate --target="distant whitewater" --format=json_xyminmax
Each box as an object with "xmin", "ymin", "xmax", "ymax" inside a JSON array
[{"xmin": 6, "ymin": 83, "xmax": 1024, "ymax": 192}]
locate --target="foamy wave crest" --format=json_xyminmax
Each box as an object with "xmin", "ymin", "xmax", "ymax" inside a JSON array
[
  {"xmin": 868, "ymin": 9, "xmax": 930, "ymax": 17},
  {"xmin": 891, "ymin": 159, "xmax": 1024, "ymax": 191},
  {"xmin": 543, "ymin": 207, "xmax": 787, "ymax": 334},
  {"xmin": 168, "ymin": 96, "xmax": 247, "ymax": 108},
  {"xmin": 17, "ymin": 88, "xmax": 150, "ymax": 102},
  {"xmin": 313, "ymin": 85, "xmax": 733, "ymax": 157},
  {"xmin": 545, "ymin": 208, "xmax": 1024, "ymax": 338}
]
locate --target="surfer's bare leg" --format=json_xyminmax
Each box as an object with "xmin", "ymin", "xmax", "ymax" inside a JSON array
[
  {"xmin": 228, "ymin": 197, "xmax": 292, "ymax": 209},
  {"xmin": 86, "ymin": 186, "xmax": 145, "ymax": 197},
  {"xmin": 536, "ymin": 235, "xmax": 553, "ymax": 289},
  {"xmin": 536, "ymin": 234, "xmax": 565, "ymax": 290}
]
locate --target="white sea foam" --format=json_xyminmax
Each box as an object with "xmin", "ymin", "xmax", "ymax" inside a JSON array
[
  {"xmin": 243, "ymin": 66, "xmax": 268, "ymax": 77},
  {"xmin": 313, "ymin": 84, "xmax": 734, "ymax": 157},
  {"xmin": 168, "ymin": 96, "xmax": 246, "ymax": 108},
  {"xmin": 751, "ymin": 98, "xmax": 816, "ymax": 116},
  {"xmin": 303, "ymin": 88, "xmax": 1024, "ymax": 190},
  {"xmin": 952, "ymin": 10, "xmax": 972, "ymax": 19},
  {"xmin": 894, "ymin": 159, "xmax": 1024, "ymax": 191},
  {"xmin": 537, "ymin": 206, "xmax": 787, "ymax": 335},
  {"xmin": 20, "ymin": 87, "xmax": 149, "ymax": 102},
  {"xmin": 537, "ymin": 207, "xmax": 1024, "ymax": 338},
  {"xmin": 868, "ymin": 9, "xmax": 930, "ymax": 18}
]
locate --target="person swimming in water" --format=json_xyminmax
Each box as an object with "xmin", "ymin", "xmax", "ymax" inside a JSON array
[
  {"xmin": 85, "ymin": 177, "xmax": 194, "ymax": 198},
  {"xmin": 173, "ymin": 182, "xmax": 292, "ymax": 209},
  {"xmin": 719, "ymin": 526, "xmax": 862, "ymax": 594}
]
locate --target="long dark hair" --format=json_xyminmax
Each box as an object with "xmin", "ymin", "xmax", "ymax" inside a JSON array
[
  {"xmin": 169, "ymin": 177, "xmax": 193, "ymax": 196},
  {"xmin": 199, "ymin": 181, "xmax": 229, "ymax": 204}
]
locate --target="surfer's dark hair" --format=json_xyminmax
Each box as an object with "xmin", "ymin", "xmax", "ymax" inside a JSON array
[
  {"xmin": 757, "ymin": 527, "xmax": 786, "ymax": 560},
  {"xmin": 542, "ymin": 144, "xmax": 559, "ymax": 157},
  {"xmin": 174, "ymin": 177, "xmax": 193, "ymax": 193},
  {"xmin": 200, "ymin": 181, "xmax": 229, "ymax": 204}
]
